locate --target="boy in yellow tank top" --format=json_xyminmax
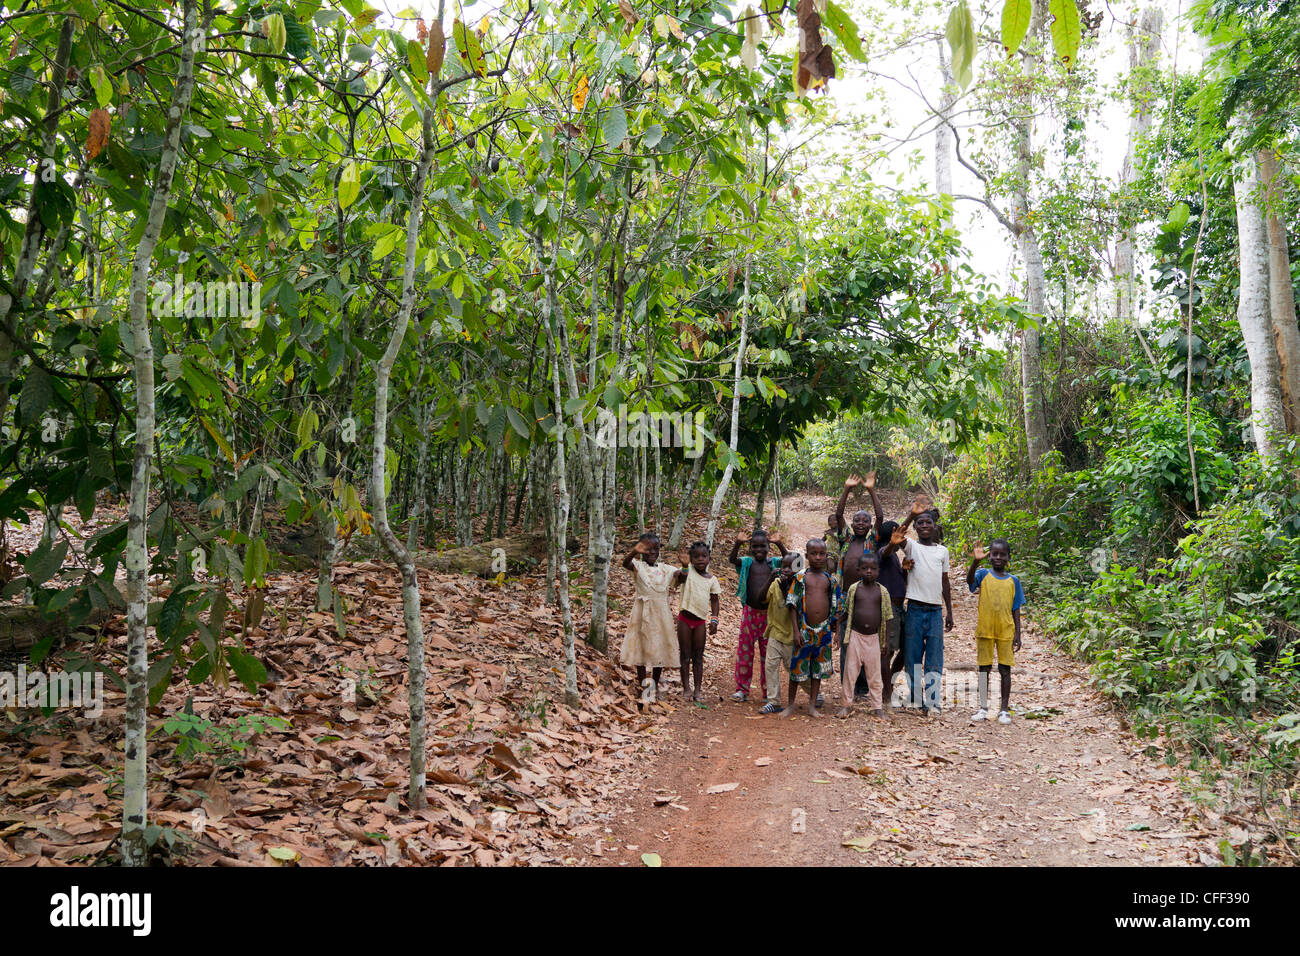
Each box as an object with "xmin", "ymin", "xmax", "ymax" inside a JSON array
[{"xmin": 966, "ymin": 539, "xmax": 1025, "ymax": 724}]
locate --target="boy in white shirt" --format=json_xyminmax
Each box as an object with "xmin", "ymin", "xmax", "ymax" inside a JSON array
[{"xmin": 883, "ymin": 503, "xmax": 953, "ymax": 715}]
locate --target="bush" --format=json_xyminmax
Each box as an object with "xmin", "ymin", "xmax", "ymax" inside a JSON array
[{"xmin": 778, "ymin": 410, "xmax": 915, "ymax": 492}]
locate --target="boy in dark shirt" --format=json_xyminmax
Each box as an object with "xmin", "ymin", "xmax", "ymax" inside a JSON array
[{"xmin": 875, "ymin": 520, "xmax": 908, "ymax": 708}]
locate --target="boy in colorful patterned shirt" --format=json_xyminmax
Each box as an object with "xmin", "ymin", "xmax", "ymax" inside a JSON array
[{"xmin": 966, "ymin": 538, "xmax": 1026, "ymax": 724}]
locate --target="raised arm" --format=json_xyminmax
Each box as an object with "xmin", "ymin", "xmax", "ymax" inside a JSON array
[
  {"xmin": 834, "ymin": 475, "xmax": 859, "ymax": 535},
  {"xmin": 863, "ymin": 470, "xmax": 884, "ymax": 532},
  {"xmin": 899, "ymin": 497, "xmax": 927, "ymax": 531},
  {"xmin": 881, "ymin": 526, "xmax": 907, "ymax": 558},
  {"xmin": 729, "ymin": 529, "xmax": 749, "ymax": 569},
  {"xmin": 769, "ymin": 534, "xmax": 788, "ymax": 556},
  {"xmin": 967, "ymin": 543, "xmax": 986, "ymax": 589},
  {"xmin": 622, "ymin": 540, "xmax": 647, "ymax": 572}
]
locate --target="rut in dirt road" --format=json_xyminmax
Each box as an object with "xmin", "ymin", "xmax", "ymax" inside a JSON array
[{"xmin": 582, "ymin": 492, "xmax": 1218, "ymax": 867}]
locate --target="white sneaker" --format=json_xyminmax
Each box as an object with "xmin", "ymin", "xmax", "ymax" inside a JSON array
[
  {"xmin": 971, "ymin": 708, "xmax": 989, "ymax": 722},
  {"xmin": 997, "ymin": 710, "xmax": 1011, "ymax": 724}
]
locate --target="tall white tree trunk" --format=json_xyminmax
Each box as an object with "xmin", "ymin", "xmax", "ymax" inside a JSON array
[
  {"xmin": 370, "ymin": 107, "xmax": 435, "ymax": 812},
  {"xmin": 542, "ymin": 254, "xmax": 580, "ymax": 706},
  {"xmin": 935, "ymin": 38, "xmax": 954, "ymax": 201},
  {"xmin": 1115, "ymin": 8, "xmax": 1163, "ymax": 337},
  {"xmin": 1233, "ymin": 148, "xmax": 1289, "ymax": 460},
  {"xmin": 705, "ymin": 257, "xmax": 751, "ymax": 548},
  {"xmin": 1013, "ymin": 0, "xmax": 1050, "ymax": 465},
  {"xmin": 122, "ymin": 1, "xmax": 204, "ymax": 866},
  {"xmin": 1259, "ymin": 148, "xmax": 1300, "ymax": 434}
]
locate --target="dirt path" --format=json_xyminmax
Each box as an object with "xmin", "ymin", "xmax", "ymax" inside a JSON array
[{"xmin": 582, "ymin": 492, "xmax": 1218, "ymax": 867}]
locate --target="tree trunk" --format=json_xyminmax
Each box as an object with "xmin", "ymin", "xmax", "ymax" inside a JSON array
[
  {"xmin": 705, "ymin": 256, "xmax": 751, "ymax": 549},
  {"xmin": 752, "ymin": 439, "xmax": 777, "ymax": 533},
  {"xmin": 1013, "ymin": 0, "xmax": 1050, "ymax": 466},
  {"xmin": 1234, "ymin": 148, "xmax": 1289, "ymax": 459},
  {"xmin": 543, "ymin": 272, "xmax": 580, "ymax": 707},
  {"xmin": 369, "ymin": 105, "xmax": 436, "ymax": 812},
  {"xmin": 1259, "ymin": 148, "xmax": 1300, "ymax": 434},
  {"xmin": 1115, "ymin": 8, "xmax": 1163, "ymax": 343},
  {"xmin": 935, "ymin": 38, "xmax": 955, "ymax": 200},
  {"xmin": 668, "ymin": 451, "xmax": 705, "ymax": 550},
  {"xmin": 122, "ymin": 1, "xmax": 204, "ymax": 867}
]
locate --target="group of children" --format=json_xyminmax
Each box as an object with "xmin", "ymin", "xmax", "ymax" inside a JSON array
[{"xmin": 619, "ymin": 473, "xmax": 1027, "ymax": 723}]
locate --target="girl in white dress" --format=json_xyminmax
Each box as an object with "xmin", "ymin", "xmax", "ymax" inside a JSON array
[{"xmin": 620, "ymin": 532, "xmax": 680, "ymax": 702}]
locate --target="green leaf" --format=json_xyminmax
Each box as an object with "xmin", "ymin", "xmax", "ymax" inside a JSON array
[
  {"xmin": 824, "ymin": 2, "xmax": 867, "ymax": 63},
  {"xmin": 642, "ymin": 124, "xmax": 663, "ymax": 148},
  {"xmin": 1000, "ymin": 0, "xmax": 1031, "ymax": 56},
  {"xmin": 18, "ymin": 368, "xmax": 53, "ymax": 426},
  {"xmin": 453, "ymin": 19, "xmax": 487, "ymax": 77},
  {"xmin": 338, "ymin": 160, "xmax": 360, "ymax": 209},
  {"xmin": 603, "ymin": 103, "xmax": 628, "ymax": 150},
  {"xmin": 641, "ymin": 852, "xmax": 662, "ymax": 867},
  {"xmin": 406, "ymin": 39, "xmax": 427, "ymax": 83},
  {"xmin": 227, "ymin": 647, "xmax": 268, "ymax": 693},
  {"xmin": 1048, "ymin": 0, "xmax": 1082, "ymax": 68},
  {"xmin": 505, "ymin": 406, "xmax": 531, "ymax": 439},
  {"xmin": 24, "ymin": 538, "xmax": 68, "ymax": 587},
  {"xmin": 89, "ymin": 64, "xmax": 112, "ymax": 107},
  {"xmin": 946, "ymin": 2, "xmax": 976, "ymax": 89}
]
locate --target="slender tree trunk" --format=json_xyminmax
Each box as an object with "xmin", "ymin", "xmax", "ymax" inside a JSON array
[
  {"xmin": 935, "ymin": 38, "xmax": 955, "ymax": 200},
  {"xmin": 752, "ymin": 439, "xmax": 777, "ymax": 533},
  {"xmin": 543, "ymin": 268, "xmax": 580, "ymax": 706},
  {"xmin": 668, "ymin": 451, "xmax": 705, "ymax": 550},
  {"xmin": 122, "ymin": 1, "xmax": 204, "ymax": 866},
  {"xmin": 1115, "ymin": 9, "xmax": 1162, "ymax": 336},
  {"xmin": 1233, "ymin": 147, "xmax": 1289, "ymax": 460},
  {"xmin": 773, "ymin": 445, "xmax": 783, "ymax": 528},
  {"xmin": 705, "ymin": 258, "xmax": 751, "ymax": 548},
  {"xmin": 370, "ymin": 104, "xmax": 436, "ymax": 812},
  {"xmin": 1259, "ymin": 148, "xmax": 1300, "ymax": 434},
  {"xmin": 1013, "ymin": 0, "xmax": 1050, "ymax": 466}
]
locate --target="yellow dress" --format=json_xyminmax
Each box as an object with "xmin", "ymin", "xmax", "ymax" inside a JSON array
[{"xmin": 620, "ymin": 559, "xmax": 680, "ymax": 668}]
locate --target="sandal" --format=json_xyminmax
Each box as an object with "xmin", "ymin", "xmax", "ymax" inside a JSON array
[
  {"xmin": 759, "ymin": 702, "xmax": 780, "ymax": 714},
  {"xmin": 730, "ymin": 691, "xmax": 747, "ymax": 702}
]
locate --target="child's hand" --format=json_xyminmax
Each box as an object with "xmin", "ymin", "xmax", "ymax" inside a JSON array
[
  {"xmin": 891, "ymin": 528, "xmax": 907, "ymax": 547},
  {"xmin": 902, "ymin": 557, "xmax": 915, "ymax": 571},
  {"xmin": 708, "ymin": 619, "xmax": 718, "ymax": 636},
  {"xmin": 769, "ymin": 535, "xmax": 783, "ymax": 548},
  {"xmin": 844, "ymin": 474, "xmax": 862, "ymax": 490},
  {"xmin": 633, "ymin": 540, "xmax": 649, "ymax": 555},
  {"xmin": 863, "ymin": 470, "xmax": 876, "ymax": 491},
  {"xmin": 911, "ymin": 498, "xmax": 928, "ymax": 516},
  {"xmin": 736, "ymin": 529, "xmax": 751, "ymax": 543},
  {"xmin": 1014, "ymin": 631, "xmax": 1022, "ymax": 652},
  {"xmin": 971, "ymin": 544, "xmax": 987, "ymax": 561},
  {"xmin": 944, "ymin": 614, "xmax": 954, "ymax": 632}
]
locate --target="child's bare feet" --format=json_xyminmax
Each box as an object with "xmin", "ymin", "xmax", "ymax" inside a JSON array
[
  {"xmin": 872, "ymin": 708, "xmax": 886, "ymax": 718},
  {"xmin": 692, "ymin": 689, "xmax": 704, "ymax": 703},
  {"xmin": 835, "ymin": 706, "xmax": 852, "ymax": 718},
  {"xmin": 779, "ymin": 705, "xmax": 796, "ymax": 718},
  {"xmin": 809, "ymin": 704, "xmax": 823, "ymax": 717}
]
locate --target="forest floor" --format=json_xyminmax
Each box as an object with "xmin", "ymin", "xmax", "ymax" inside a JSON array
[
  {"xmin": 580, "ymin": 491, "xmax": 1221, "ymax": 867},
  {"xmin": 0, "ymin": 487, "xmax": 1223, "ymax": 866}
]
